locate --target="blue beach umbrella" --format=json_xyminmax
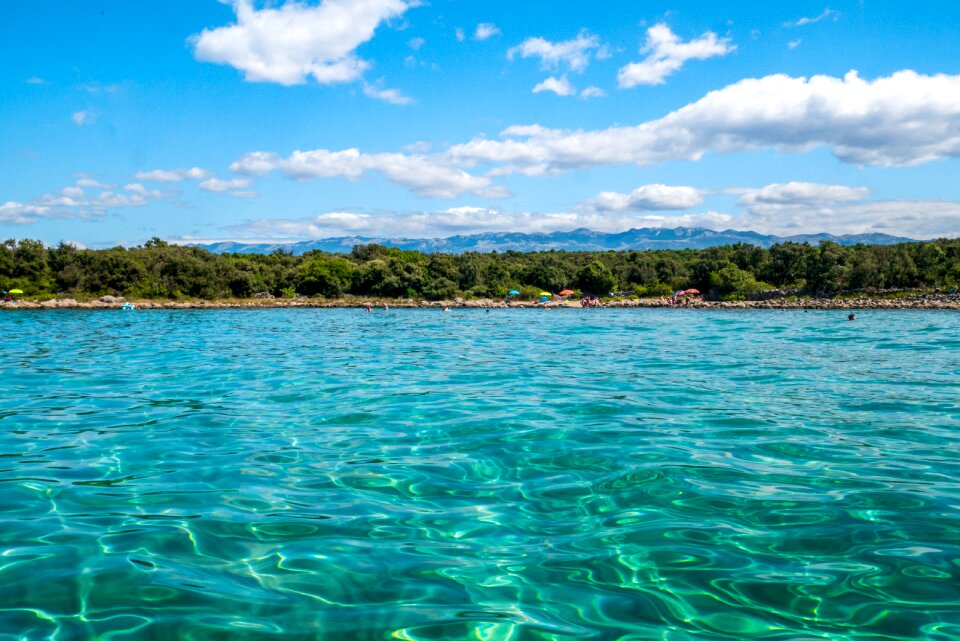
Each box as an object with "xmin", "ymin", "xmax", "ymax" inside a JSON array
[{"xmin": 508, "ymin": 290, "xmax": 520, "ymax": 296}]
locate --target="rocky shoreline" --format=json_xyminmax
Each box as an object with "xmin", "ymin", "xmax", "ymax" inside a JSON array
[{"xmin": 3, "ymin": 294, "xmax": 960, "ymax": 311}]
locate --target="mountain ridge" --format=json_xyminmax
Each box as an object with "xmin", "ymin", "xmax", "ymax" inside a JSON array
[{"xmin": 191, "ymin": 227, "xmax": 918, "ymax": 255}]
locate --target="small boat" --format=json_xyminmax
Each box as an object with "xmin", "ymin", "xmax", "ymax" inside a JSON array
[{"xmin": 121, "ymin": 303, "xmax": 136, "ymax": 311}]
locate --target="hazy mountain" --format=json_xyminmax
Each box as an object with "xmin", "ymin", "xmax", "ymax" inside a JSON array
[{"xmin": 191, "ymin": 227, "xmax": 917, "ymax": 255}]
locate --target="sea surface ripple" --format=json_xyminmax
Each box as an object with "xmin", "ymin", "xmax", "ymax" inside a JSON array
[{"xmin": 1, "ymin": 309, "xmax": 959, "ymax": 640}]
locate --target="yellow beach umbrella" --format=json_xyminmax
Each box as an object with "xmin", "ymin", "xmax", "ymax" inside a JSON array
[
  {"xmin": 8, "ymin": 289, "xmax": 23, "ymax": 295},
  {"xmin": 538, "ymin": 292, "xmax": 552, "ymax": 297}
]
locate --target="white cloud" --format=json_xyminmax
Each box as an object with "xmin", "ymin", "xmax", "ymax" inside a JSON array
[
  {"xmin": 788, "ymin": 39, "xmax": 802, "ymax": 50},
  {"xmin": 618, "ymin": 23, "xmax": 735, "ymax": 88},
  {"xmin": 581, "ymin": 185, "xmax": 704, "ymax": 212},
  {"xmin": 231, "ymin": 148, "xmax": 506, "ymax": 199},
  {"xmin": 363, "ymin": 81, "xmax": 414, "ymax": 105},
  {"xmin": 735, "ymin": 182, "xmax": 868, "ymax": 210},
  {"xmin": 223, "ymin": 193, "xmax": 960, "ymax": 241},
  {"xmin": 1, "ymin": 178, "xmax": 171, "ymax": 224},
  {"xmin": 230, "ymin": 152, "xmax": 281, "ymax": 176},
  {"xmin": 508, "ymin": 30, "xmax": 602, "ymax": 73},
  {"xmin": 447, "ymin": 70, "xmax": 960, "ymax": 172},
  {"xmin": 199, "ymin": 177, "xmax": 252, "ymax": 193},
  {"xmin": 26, "ymin": 76, "xmax": 45, "ymax": 85},
  {"xmin": 0, "ymin": 202, "xmax": 52, "ymax": 225},
  {"xmin": 580, "ymin": 86, "xmax": 605, "ymax": 99},
  {"xmin": 736, "ymin": 200, "xmax": 960, "ymax": 238},
  {"xmin": 124, "ymin": 183, "xmax": 165, "ymax": 198},
  {"xmin": 532, "ymin": 75, "xmax": 575, "ymax": 96},
  {"xmin": 135, "ymin": 167, "xmax": 211, "ymax": 182},
  {"xmin": 76, "ymin": 178, "xmax": 108, "ymax": 188},
  {"xmin": 403, "ymin": 141, "xmax": 432, "ymax": 154},
  {"xmin": 71, "ymin": 110, "xmax": 95, "ymax": 126},
  {"xmin": 786, "ymin": 8, "xmax": 839, "ymax": 28},
  {"xmin": 408, "ymin": 36, "xmax": 425, "ymax": 51},
  {"xmin": 190, "ymin": 0, "xmax": 415, "ymax": 86},
  {"xmin": 226, "ymin": 206, "xmax": 737, "ymax": 240},
  {"xmin": 455, "ymin": 27, "xmax": 465, "ymax": 42},
  {"xmin": 474, "ymin": 23, "xmax": 501, "ymax": 41},
  {"xmin": 722, "ymin": 182, "xmax": 952, "ymax": 237}
]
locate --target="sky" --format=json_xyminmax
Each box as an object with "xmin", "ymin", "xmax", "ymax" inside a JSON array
[{"xmin": 3, "ymin": 0, "xmax": 960, "ymax": 247}]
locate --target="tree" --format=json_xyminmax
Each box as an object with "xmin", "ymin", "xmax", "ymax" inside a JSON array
[
  {"xmin": 297, "ymin": 257, "xmax": 355, "ymax": 297},
  {"xmin": 576, "ymin": 261, "xmax": 616, "ymax": 295}
]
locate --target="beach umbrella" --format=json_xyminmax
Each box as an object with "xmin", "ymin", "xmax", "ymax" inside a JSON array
[
  {"xmin": 558, "ymin": 289, "xmax": 575, "ymax": 296},
  {"xmin": 539, "ymin": 292, "xmax": 552, "ymax": 297},
  {"xmin": 684, "ymin": 288, "xmax": 700, "ymax": 295},
  {"xmin": 508, "ymin": 290, "xmax": 520, "ymax": 296},
  {"xmin": 8, "ymin": 289, "xmax": 23, "ymax": 295}
]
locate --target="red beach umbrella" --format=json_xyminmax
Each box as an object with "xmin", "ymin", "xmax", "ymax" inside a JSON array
[{"xmin": 684, "ymin": 289, "xmax": 701, "ymax": 295}]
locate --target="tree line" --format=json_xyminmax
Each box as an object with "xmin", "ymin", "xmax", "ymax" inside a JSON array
[{"xmin": 1, "ymin": 237, "xmax": 958, "ymax": 301}]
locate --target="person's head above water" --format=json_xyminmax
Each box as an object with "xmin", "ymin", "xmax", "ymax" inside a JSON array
[{"xmin": 848, "ymin": 313, "xmax": 856, "ymax": 321}]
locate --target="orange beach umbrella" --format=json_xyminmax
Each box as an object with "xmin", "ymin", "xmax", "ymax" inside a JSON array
[{"xmin": 558, "ymin": 289, "xmax": 575, "ymax": 296}]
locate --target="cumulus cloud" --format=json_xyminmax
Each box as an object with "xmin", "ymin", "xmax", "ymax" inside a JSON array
[
  {"xmin": 532, "ymin": 76, "xmax": 575, "ymax": 96},
  {"xmin": 71, "ymin": 110, "xmax": 95, "ymax": 126},
  {"xmin": 617, "ymin": 23, "xmax": 735, "ymax": 88},
  {"xmin": 447, "ymin": 70, "xmax": 960, "ymax": 173},
  {"xmin": 721, "ymin": 182, "xmax": 959, "ymax": 237},
  {"xmin": 135, "ymin": 167, "xmax": 211, "ymax": 182},
  {"xmin": 735, "ymin": 182, "xmax": 868, "ymax": 210},
  {"xmin": 474, "ymin": 23, "xmax": 501, "ymax": 41},
  {"xmin": 190, "ymin": 0, "xmax": 414, "ymax": 86},
  {"xmin": 508, "ymin": 30, "xmax": 603, "ymax": 73},
  {"xmin": 76, "ymin": 178, "xmax": 109, "ymax": 188},
  {"xmin": 231, "ymin": 148, "xmax": 506, "ymax": 199},
  {"xmin": 580, "ymin": 86, "xmax": 605, "ymax": 99},
  {"xmin": 408, "ymin": 36, "xmax": 425, "ymax": 51},
  {"xmin": 230, "ymin": 152, "xmax": 281, "ymax": 176},
  {"xmin": 226, "ymin": 206, "xmax": 738, "ymax": 240},
  {"xmin": 1, "ymin": 179, "xmax": 170, "ymax": 224},
  {"xmin": 786, "ymin": 8, "xmax": 838, "ymax": 28},
  {"xmin": 124, "ymin": 183, "xmax": 165, "ymax": 198},
  {"xmin": 580, "ymin": 184, "xmax": 704, "ymax": 213},
  {"xmin": 0, "ymin": 202, "xmax": 52, "ymax": 225},
  {"xmin": 736, "ymin": 200, "xmax": 960, "ymax": 238},
  {"xmin": 455, "ymin": 27, "xmax": 465, "ymax": 42},
  {"xmin": 362, "ymin": 81, "xmax": 414, "ymax": 105},
  {"xmin": 221, "ymin": 192, "xmax": 960, "ymax": 241},
  {"xmin": 199, "ymin": 177, "xmax": 252, "ymax": 193}
]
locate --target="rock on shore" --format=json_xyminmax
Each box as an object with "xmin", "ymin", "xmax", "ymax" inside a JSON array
[{"xmin": 2, "ymin": 295, "xmax": 959, "ymax": 311}]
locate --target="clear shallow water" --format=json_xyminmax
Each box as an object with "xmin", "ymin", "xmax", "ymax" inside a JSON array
[{"xmin": 1, "ymin": 308, "xmax": 959, "ymax": 641}]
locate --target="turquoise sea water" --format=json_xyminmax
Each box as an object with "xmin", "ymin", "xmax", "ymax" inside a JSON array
[{"xmin": 1, "ymin": 309, "xmax": 959, "ymax": 640}]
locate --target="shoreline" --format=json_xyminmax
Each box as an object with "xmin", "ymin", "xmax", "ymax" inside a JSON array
[{"xmin": 3, "ymin": 295, "xmax": 959, "ymax": 311}]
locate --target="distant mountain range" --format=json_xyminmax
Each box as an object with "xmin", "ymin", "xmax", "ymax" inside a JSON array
[{"xmin": 191, "ymin": 227, "xmax": 917, "ymax": 255}]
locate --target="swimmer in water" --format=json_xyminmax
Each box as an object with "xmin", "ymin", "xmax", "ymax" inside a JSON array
[{"xmin": 848, "ymin": 313, "xmax": 856, "ymax": 321}]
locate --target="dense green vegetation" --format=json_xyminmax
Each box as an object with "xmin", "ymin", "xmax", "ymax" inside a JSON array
[{"xmin": 2, "ymin": 237, "xmax": 959, "ymax": 301}]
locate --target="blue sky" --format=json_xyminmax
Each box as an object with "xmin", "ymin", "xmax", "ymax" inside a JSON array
[{"xmin": 3, "ymin": 0, "xmax": 960, "ymax": 246}]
